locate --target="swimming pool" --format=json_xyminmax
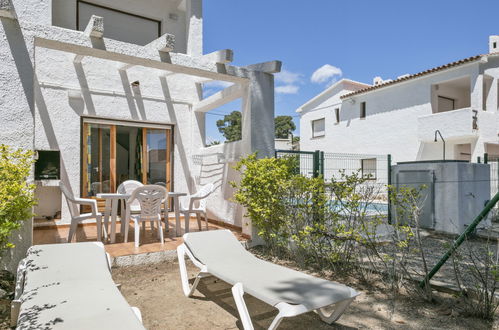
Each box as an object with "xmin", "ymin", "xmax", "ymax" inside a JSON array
[{"xmin": 329, "ymin": 201, "xmax": 388, "ymax": 214}]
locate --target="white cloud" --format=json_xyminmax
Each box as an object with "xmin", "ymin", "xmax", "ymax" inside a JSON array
[
  {"xmin": 310, "ymin": 64, "xmax": 343, "ymax": 84},
  {"xmin": 275, "ymin": 69, "xmax": 303, "ymax": 85},
  {"xmin": 275, "ymin": 85, "xmax": 299, "ymax": 94}
]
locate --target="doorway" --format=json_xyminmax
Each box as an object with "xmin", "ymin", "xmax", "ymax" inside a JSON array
[{"xmin": 82, "ymin": 119, "xmax": 172, "ymax": 198}]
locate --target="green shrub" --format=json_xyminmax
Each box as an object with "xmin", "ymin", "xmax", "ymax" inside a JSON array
[
  {"xmin": 232, "ymin": 154, "xmax": 294, "ymax": 252},
  {"xmin": 0, "ymin": 145, "xmax": 36, "ymax": 253}
]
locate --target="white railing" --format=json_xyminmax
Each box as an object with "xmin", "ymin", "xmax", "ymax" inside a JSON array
[{"xmin": 417, "ymin": 107, "xmax": 478, "ymax": 142}]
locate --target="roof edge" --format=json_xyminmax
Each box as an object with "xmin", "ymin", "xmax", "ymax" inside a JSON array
[
  {"xmin": 296, "ymin": 78, "xmax": 370, "ymax": 113},
  {"xmin": 340, "ymin": 53, "xmax": 499, "ymax": 99}
]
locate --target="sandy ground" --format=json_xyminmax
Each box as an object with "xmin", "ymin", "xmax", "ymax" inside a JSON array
[{"xmin": 112, "ymin": 261, "xmax": 497, "ymax": 330}]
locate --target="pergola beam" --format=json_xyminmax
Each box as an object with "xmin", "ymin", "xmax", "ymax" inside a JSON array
[
  {"xmin": 145, "ymin": 33, "xmax": 175, "ymax": 53},
  {"xmin": 31, "ymin": 24, "xmax": 249, "ymax": 83},
  {"xmin": 193, "ymin": 83, "xmax": 245, "ymax": 113},
  {"xmin": 0, "ymin": 0, "xmax": 15, "ymax": 19},
  {"xmin": 201, "ymin": 49, "xmax": 234, "ymax": 63},
  {"xmin": 245, "ymin": 60, "xmax": 282, "ymax": 74},
  {"xmin": 83, "ymin": 15, "xmax": 104, "ymax": 38}
]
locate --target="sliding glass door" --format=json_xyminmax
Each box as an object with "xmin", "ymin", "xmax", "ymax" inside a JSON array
[
  {"xmin": 82, "ymin": 120, "xmax": 172, "ymax": 198},
  {"xmin": 82, "ymin": 123, "xmax": 112, "ymax": 197}
]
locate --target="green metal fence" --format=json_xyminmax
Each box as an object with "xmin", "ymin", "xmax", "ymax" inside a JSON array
[{"xmin": 275, "ymin": 150, "xmax": 391, "ymax": 220}]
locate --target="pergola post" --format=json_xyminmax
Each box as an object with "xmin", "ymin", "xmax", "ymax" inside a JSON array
[{"xmin": 240, "ymin": 70, "xmax": 276, "ymax": 241}]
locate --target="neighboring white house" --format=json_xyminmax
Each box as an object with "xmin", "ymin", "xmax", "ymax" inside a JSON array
[
  {"xmin": 298, "ymin": 37, "xmax": 499, "ymax": 164},
  {"xmin": 0, "ymin": 0, "xmax": 280, "ymax": 271},
  {"xmin": 275, "ymin": 135, "xmax": 298, "ymax": 151}
]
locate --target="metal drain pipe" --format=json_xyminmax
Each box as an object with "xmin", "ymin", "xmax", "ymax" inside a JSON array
[{"xmin": 420, "ymin": 190, "xmax": 499, "ymax": 288}]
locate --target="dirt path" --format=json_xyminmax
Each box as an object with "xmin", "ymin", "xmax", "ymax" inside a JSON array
[{"xmin": 113, "ymin": 261, "xmax": 497, "ymax": 330}]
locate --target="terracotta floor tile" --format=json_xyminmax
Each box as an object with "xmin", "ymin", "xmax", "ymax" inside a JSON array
[{"xmin": 33, "ymin": 217, "xmax": 244, "ymax": 257}]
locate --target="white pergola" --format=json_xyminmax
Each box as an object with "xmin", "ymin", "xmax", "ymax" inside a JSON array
[{"xmin": 0, "ymin": 0, "xmax": 280, "ymax": 157}]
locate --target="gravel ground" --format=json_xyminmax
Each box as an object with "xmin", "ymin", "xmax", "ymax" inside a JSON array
[
  {"xmin": 112, "ymin": 256, "xmax": 497, "ymax": 329},
  {"xmin": 367, "ymin": 231, "xmax": 499, "ymax": 290}
]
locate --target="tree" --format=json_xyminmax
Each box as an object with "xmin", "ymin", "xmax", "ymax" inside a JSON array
[
  {"xmin": 216, "ymin": 111, "xmax": 242, "ymax": 142},
  {"xmin": 275, "ymin": 116, "xmax": 296, "ymax": 138},
  {"xmin": 216, "ymin": 112, "xmax": 297, "ymax": 142}
]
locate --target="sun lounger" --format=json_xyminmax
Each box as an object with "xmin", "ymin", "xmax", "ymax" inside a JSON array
[
  {"xmin": 12, "ymin": 242, "xmax": 144, "ymax": 329},
  {"xmin": 177, "ymin": 230, "xmax": 359, "ymax": 330}
]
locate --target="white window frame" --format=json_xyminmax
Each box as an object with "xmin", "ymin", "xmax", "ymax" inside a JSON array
[
  {"xmin": 361, "ymin": 158, "xmax": 377, "ymax": 180},
  {"xmin": 311, "ymin": 118, "xmax": 325, "ymax": 138}
]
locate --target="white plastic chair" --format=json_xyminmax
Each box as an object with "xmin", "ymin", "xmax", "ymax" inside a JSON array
[
  {"xmin": 179, "ymin": 183, "xmax": 215, "ymax": 233},
  {"xmin": 123, "ymin": 185, "xmax": 167, "ymax": 247},
  {"xmin": 117, "ymin": 180, "xmax": 144, "ymax": 213},
  {"xmin": 59, "ymin": 182, "xmax": 103, "ymax": 243},
  {"xmin": 118, "ymin": 180, "xmax": 169, "ymax": 234}
]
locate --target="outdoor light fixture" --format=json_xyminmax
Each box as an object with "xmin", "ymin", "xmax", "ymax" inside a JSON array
[
  {"xmin": 434, "ymin": 129, "xmax": 446, "ymax": 160},
  {"xmin": 131, "ymin": 81, "xmax": 140, "ymax": 88}
]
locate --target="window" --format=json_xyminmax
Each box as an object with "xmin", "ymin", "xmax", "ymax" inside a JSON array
[
  {"xmin": 361, "ymin": 158, "xmax": 377, "ymax": 180},
  {"xmin": 335, "ymin": 108, "xmax": 340, "ymax": 124},
  {"xmin": 360, "ymin": 102, "xmax": 366, "ymax": 119},
  {"xmin": 437, "ymin": 96, "xmax": 455, "ymax": 112},
  {"xmin": 77, "ymin": 1, "xmax": 161, "ymax": 46},
  {"xmin": 494, "ymin": 42, "xmax": 497, "ymax": 49},
  {"xmin": 312, "ymin": 118, "xmax": 325, "ymax": 138}
]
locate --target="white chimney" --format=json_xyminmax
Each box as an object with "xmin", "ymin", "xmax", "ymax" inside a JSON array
[
  {"xmin": 373, "ymin": 76, "xmax": 384, "ymax": 85},
  {"xmin": 489, "ymin": 35, "xmax": 499, "ymax": 53}
]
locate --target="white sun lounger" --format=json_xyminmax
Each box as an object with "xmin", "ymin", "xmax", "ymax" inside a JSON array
[
  {"xmin": 177, "ymin": 230, "xmax": 359, "ymax": 330},
  {"xmin": 12, "ymin": 242, "xmax": 144, "ymax": 329}
]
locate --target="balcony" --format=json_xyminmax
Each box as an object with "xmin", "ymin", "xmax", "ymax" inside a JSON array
[{"xmin": 417, "ymin": 108, "xmax": 479, "ymax": 142}]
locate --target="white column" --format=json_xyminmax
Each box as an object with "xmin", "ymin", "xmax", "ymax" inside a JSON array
[
  {"xmin": 240, "ymin": 70, "xmax": 276, "ymax": 242},
  {"xmin": 186, "ymin": 0, "xmax": 203, "ymax": 56},
  {"xmin": 471, "ymin": 72, "xmax": 484, "ymax": 110}
]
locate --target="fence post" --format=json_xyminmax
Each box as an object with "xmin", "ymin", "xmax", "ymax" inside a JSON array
[
  {"xmin": 387, "ymin": 154, "xmax": 392, "ymax": 224},
  {"xmin": 313, "ymin": 150, "xmax": 320, "ymax": 178},
  {"xmin": 484, "ymin": 153, "xmax": 488, "ymax": 164},
  {"xmin": 320, "ymin": 151, "xmax": 325, "ymax": 177}
]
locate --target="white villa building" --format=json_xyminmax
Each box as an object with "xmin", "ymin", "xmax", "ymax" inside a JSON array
[
  {"xmin": 298, "ymin": 36, "xmax": 499, "ymax": 164},
  {"xmin": 0, "ymin": 0, "xmax": 279, "ymax": 271}
]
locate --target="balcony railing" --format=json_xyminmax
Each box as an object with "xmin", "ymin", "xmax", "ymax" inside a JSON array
[{"xmin": 417, "ymin": 108, "xmax": 479, "ymax": 142}]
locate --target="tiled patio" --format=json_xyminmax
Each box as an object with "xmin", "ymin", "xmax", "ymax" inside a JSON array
[{"xmin": 33, "ymin": 216, "xmax": 246, "ymax": 257}]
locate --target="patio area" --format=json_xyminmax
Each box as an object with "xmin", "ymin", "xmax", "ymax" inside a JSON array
[{"xmin": 33, "ymin": 216, "xmax": 246, "ymax": 257}]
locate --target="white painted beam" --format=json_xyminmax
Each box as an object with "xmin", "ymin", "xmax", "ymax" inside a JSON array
[
  {"xmin": 118, "ymin": 63, "xmax": 135, "ymax": 71},
  {"xmin": 73, "ymin": 55, "xmax": 85, "ymax": 63},
  {"xmin": 201, "ymin": 49, "xmax": 233, "ymax": 63},
  {"xmin": 28, "ymin": 24, "xmax": 250, "ymax": 84},
  {"xmin": 245, "ymin": 60, "xmax": 282, "ymax": 74},
  {"xmin": 0, "ymin": 0, "xmax": 16, "ymax": 19},
  {"xmin": 193, "ymin": 84, "xmax": 245, "ymax": 113},
  {"xmin": 145, "ymin": 33, "xmax": 175, "ymax": 53},
  {"xmin": 84, "ymin": 15, "xmax": 104, "ymax": 38}
]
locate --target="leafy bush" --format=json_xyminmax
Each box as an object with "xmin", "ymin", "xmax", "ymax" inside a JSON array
[
  {"xmin": 232, "ymin": 154, "xmax": 294, "ymax": 252},
  {"xmin": 451, "ymin": 235, "xmax": 499, "ymax": 320},
  {"xmin": 0, "ymin": 145, "xmax": 36, "ymax": 253},
  {"xmin": 232, "ymin": 154, "xmax": 384, "ymax": 270}
]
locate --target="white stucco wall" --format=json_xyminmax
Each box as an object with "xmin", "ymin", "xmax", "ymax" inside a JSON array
[
  {"xmin": 300, "ymin": 62, "xmax": 499, "ymax": 164},
  {"xmin": 34, "ymin": 47, "xmax": 199, "ymax": 224},
  {"xmin": 0, "ymin": 0, "xmax": 278, "ymax": 270},
  {"xmin": 51, "ymin": 0, "xmax": 198, "ymax": 54}
]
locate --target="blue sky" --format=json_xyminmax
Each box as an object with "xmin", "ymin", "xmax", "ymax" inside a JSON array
[{"xmin": 202, "ymin": 0, "xmax": 499, "ymax": 142}]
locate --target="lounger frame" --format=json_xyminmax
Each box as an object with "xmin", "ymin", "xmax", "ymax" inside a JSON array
[{"xmin": 177, "ymin": 243, "xmax": 357, "ymax": 330}]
